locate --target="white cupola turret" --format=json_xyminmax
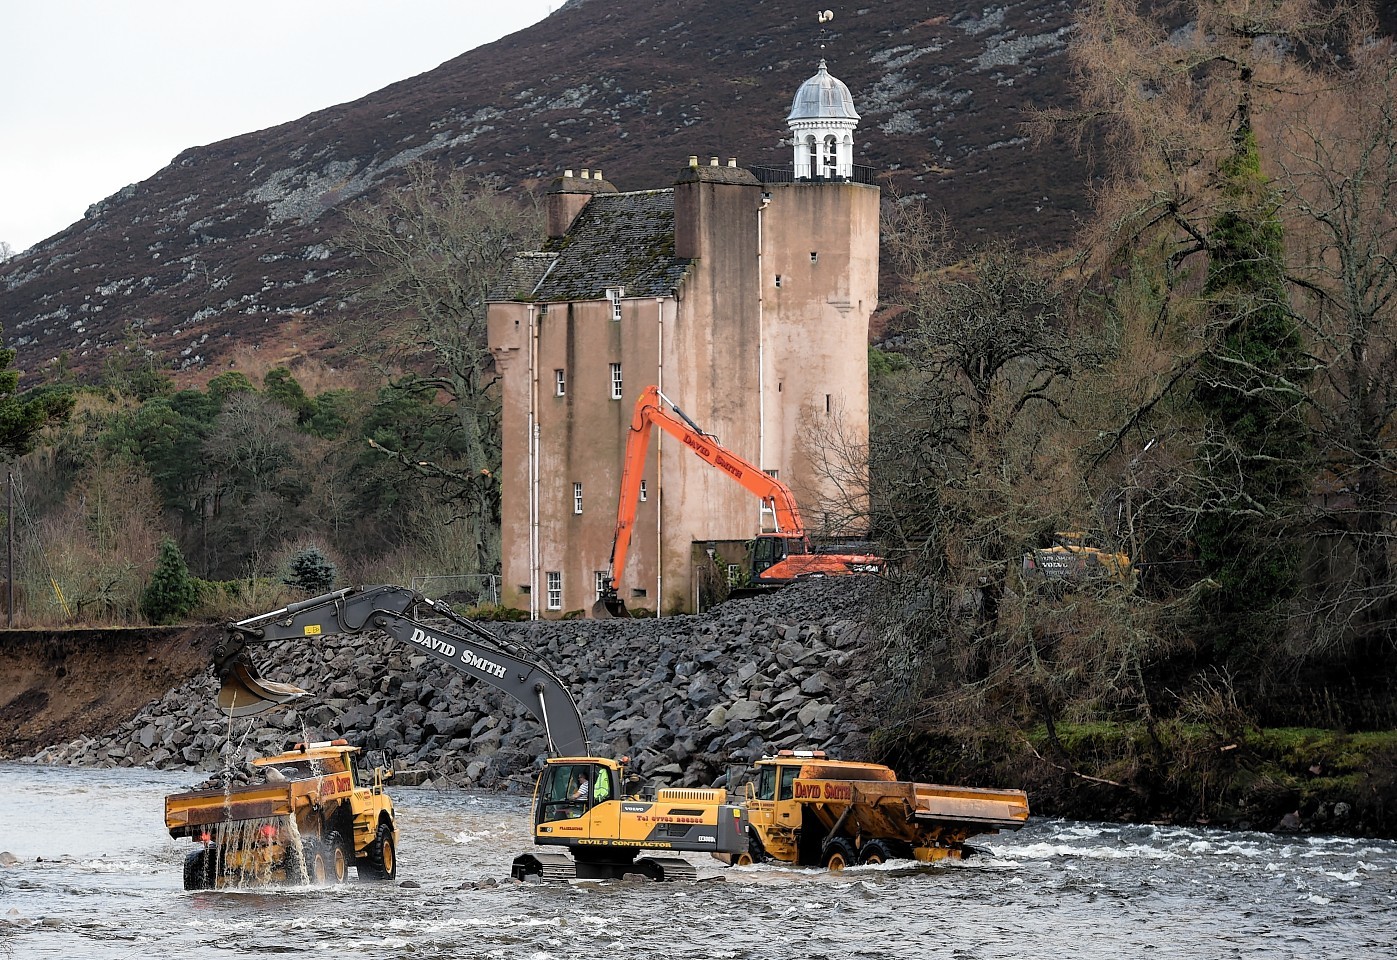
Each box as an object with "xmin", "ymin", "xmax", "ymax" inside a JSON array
[{"xmin": 787, "ymin": 59, "xmax": 860, "ymax": 180}]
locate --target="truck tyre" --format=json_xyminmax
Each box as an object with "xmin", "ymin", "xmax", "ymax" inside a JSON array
[
  {"xmin": 324, "ymin": 831, "xmax": 349, "ymax": 883},
  {"xmin": 822, "ymin": 837, "xmax": 856, "ymax": 872},
  {"xmin": 361, "ymin": 822, "xmax": 397, "ymax": 880},
  {"xmin": 302, "ymin": 839, "xmax": 330, "ymax": 885},
  {"xmin": 858, "ymin": 840, "xmax": 896, "ymax": 865},
  {"xmin": 182, "ymin": 849, "xmax": 215, "ymax": 891},
  {"xmin": 734, "ymin": 828, "xmax": 769, "ymax": 866}
]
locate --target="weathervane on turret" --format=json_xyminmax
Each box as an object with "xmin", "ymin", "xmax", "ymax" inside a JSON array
[
  {"xmin": 788, "ymin": 16, "xmax": 860, "ymax": 181},
  {"xmin": 816, "ymin": 9, "xmax": 835, "ymax": 51}
]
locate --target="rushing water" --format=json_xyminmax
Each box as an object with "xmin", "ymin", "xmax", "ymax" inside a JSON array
[{"xmin": 1, "ymin": 762, "xmax": 1394, "ymax": 959}]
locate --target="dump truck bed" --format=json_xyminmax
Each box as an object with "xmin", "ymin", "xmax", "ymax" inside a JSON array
[
  {"xmin": 807, "ymin": 779, "xmax": 1031, "ymax": 835},
  {"xmin": 165, "ymin": 772, "xmax": 357, "ymax": 835},
  {"xmin": 165, "ymin": 744, "xmax": 359, "ymax": 837}
]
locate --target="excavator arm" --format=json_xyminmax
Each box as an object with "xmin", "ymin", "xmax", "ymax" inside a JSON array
[
  {"xmin": 597, "ymin": 385, "xmax": 808, "ymax": 616},
  {"xmin": 214, "ymin": 584, "xmax": 589, "ymax": 758}
]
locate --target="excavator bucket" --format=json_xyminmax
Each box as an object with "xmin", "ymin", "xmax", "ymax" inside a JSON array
[
  {"xmin": 216, "ymin": 659, "xmax": 308, "ymax": 717},
  {"xmin": 591, "ymin": 596, "xmax": 632, "ymax": 619}
]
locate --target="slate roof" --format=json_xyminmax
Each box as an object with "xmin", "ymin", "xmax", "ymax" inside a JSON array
[{"xmin": 491, "ymin": 189, "xmax": 690, "ymax": 302}]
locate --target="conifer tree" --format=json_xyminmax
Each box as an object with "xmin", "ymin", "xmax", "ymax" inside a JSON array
[
  {"xmin": 1192, "ymin": 124, "xmax": 1310, "ymax": 652},
  {"xmin": 140, "ymin": 538, "xmax": 199, "ymax": 624},
  {"xmin": 284, "ymin": 545, "xmax": 336, "ymax": 593}
]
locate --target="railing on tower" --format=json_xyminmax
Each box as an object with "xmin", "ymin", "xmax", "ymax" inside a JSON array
[{"xmin": 747, "ymin": 164, "xmax": 879, "ymax": 186}]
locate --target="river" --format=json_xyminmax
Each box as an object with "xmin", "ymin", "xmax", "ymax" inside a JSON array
[{"xmin": 1, "ymin": 763, "xmax": 1393, "ymax": 959}]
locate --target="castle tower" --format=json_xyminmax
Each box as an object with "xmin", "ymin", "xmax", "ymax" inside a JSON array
[
  {"xmin": 486, "ymin": 62, "xmax": 878, "ymax": 618},
  {"xmin": 787, "ymin": 60, "xmax": 860, "ymax": 180}
]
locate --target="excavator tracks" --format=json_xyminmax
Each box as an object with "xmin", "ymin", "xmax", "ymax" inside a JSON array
[
  {"xmin": 511, "ymin": 852, "xmax": 700, "ymax": 882},
  {"xmin": 633, "ymin": 856, "xmax": 697, "ymax": 881},
  {"xmin": 511, "ymin": 852, "xmax": 577, "ymax": 882}
]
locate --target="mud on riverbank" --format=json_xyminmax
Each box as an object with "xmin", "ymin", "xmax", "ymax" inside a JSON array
[{"xmin": 0, "ymin": 626, "xmax": 221, "ymax": 759}]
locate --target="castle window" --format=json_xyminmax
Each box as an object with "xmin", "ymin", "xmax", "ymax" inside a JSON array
[
  {"xmin": 573, "ymin": 482, "xmax": 584, "ymax": 515},
  {"xmin": 810, "ymin": 251, "xmax": 818, "ymax": 263},
  {"xmin": 546, "ymin": 571, "xmax": 562, "ymax": 610},
  {"xmin": 595, "ymin": 571, "xmax": 609, "ymax": 601},
  {"xmin": 555, "ymin": 369, "xmax": 566, "ymax": 396},
  {"xmin": 639, "ymin": 480, "xmax": 648, "ymax": 503},
  {"xmin": 610, "ymin": 363, "xmax": 623, "ymax": 400},
  {"xmin": 774, "ymin": 275, "xmax": 782, "ymax": 288},
  {"xmin": 607, "ymin": 287, "xmax": 623, "ymax": 321}
]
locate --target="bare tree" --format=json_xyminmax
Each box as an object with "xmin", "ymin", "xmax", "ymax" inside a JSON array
[
  {"xmin": 1271, "ymin": 27, "xmax": 1397, "ymax": 658},
  {"xmin": 339, "ymin": 161, "xmax": 540, "ymax": 575}
]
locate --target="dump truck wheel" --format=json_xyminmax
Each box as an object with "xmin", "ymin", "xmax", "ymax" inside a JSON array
[
  {"xmin": 324, "ymin": 831, "xmax": 349, "ymax": 883},
  {"xmin": 362, "ymin": 822, "xmax": 397, "ymax": 880},
  {"xmin": 734, "ymin": 828, "xmax": 768, "ymax": 866},
  {"xmin": 822, "ymin": 838, "xmax": 855, "ymax": 872},
  {"xmin": 182, "ymin": 849, "xmax": 214, "ymax": 891},
  {"xmin": 302, "ymin": 840, "xmax": 330, "ymax": 885},
  {"xmin": 858, "ymin": 840, "xmax": 895, "ymax": 865}
]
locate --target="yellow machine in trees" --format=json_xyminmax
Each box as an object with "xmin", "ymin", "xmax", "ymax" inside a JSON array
[
  {"xmin": 1021, "ymin": 531, "xmax": 1132, "ymax": 586},
  {"xmin": 164, "ymin": 739, "xmax": 397, "ymax": 889},
  {"xmin": 730, "ymin": 750, "xmax": 1030, "ymax": 869},
  {"xmin": 213, "ymin": 584, "xmax": 747, "ymax": 881}
]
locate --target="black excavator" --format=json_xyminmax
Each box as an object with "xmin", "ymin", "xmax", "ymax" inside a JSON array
[{"xmin": 213, "ymin": 584, "xmax": 747, "ymax": 881}]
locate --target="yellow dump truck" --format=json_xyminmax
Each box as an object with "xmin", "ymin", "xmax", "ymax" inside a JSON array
[
  {"xmin": 732, "ymin": 750, "xmax": 1029, "ymax": 869},
  {"xmin": 164, "ymin": 739, "xmax": 397, "ymax": 889}
]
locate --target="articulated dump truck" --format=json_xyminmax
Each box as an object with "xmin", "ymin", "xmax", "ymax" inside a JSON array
[
  {"xmin": 165, "ymin": 739, "xmax": 398, "ymax": 889},
  {"xmin": 728, "ymin": 750, "xmax": 1030, "ymax": 869}
]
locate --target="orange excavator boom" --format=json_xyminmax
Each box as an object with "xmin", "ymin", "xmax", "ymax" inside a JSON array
[{"xmin": 596, "ymin": 386, "xmax": 807, "ymax": 617}]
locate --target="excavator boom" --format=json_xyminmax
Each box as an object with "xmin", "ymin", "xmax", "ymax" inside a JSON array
[
  {"xmin": 597, "ymin": 385, "xmax": 808, "ymax": 617},
  {"xmin": 214, "ymin": 585, "xmax": 589, "ymax": 757}
]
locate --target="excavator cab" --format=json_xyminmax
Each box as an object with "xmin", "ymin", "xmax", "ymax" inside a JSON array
[{"xmin": 750, "ymin": 534, "xmax": 808, "ymax": 578}]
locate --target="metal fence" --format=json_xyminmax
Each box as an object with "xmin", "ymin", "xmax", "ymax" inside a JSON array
[{"xmin": 409, "ymin": 574, "xmax": 501, "ymax": 607}]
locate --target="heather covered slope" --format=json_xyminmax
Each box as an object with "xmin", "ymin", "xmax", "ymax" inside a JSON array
[{"xmin": 0, "ymin": 0, "xmax": 1089, "ymax": 381}]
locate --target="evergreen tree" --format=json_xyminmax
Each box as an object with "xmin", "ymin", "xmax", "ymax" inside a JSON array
[
  {"xmin": 284, "ymin": 546, "xmax": 336, "ymax": 593},
  {"xmin": 1193, "ymin": 125, "xmax": 1310, "ymax": 653},
  {"xmin": 0, "ymin": 349, "xmax": 73, "ymax": 458},
  {"xmin": 140, "ymin": 538, "xmax": 199, "ymax": 624}
]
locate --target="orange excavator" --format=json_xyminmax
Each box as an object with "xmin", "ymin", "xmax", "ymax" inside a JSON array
[{"xmin": 594, "ymin": 385, "xmax": 883, "ymax": 617}]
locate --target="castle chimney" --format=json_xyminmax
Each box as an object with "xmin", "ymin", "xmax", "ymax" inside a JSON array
[{"xmin": 546, "ymin": 165, "xmax": 617, "ymax": 239}]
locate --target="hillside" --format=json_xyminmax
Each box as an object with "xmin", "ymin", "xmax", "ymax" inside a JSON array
[{"xmin": 0, "ymin": 0, "xmax": 1089, "ymax": 382}]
